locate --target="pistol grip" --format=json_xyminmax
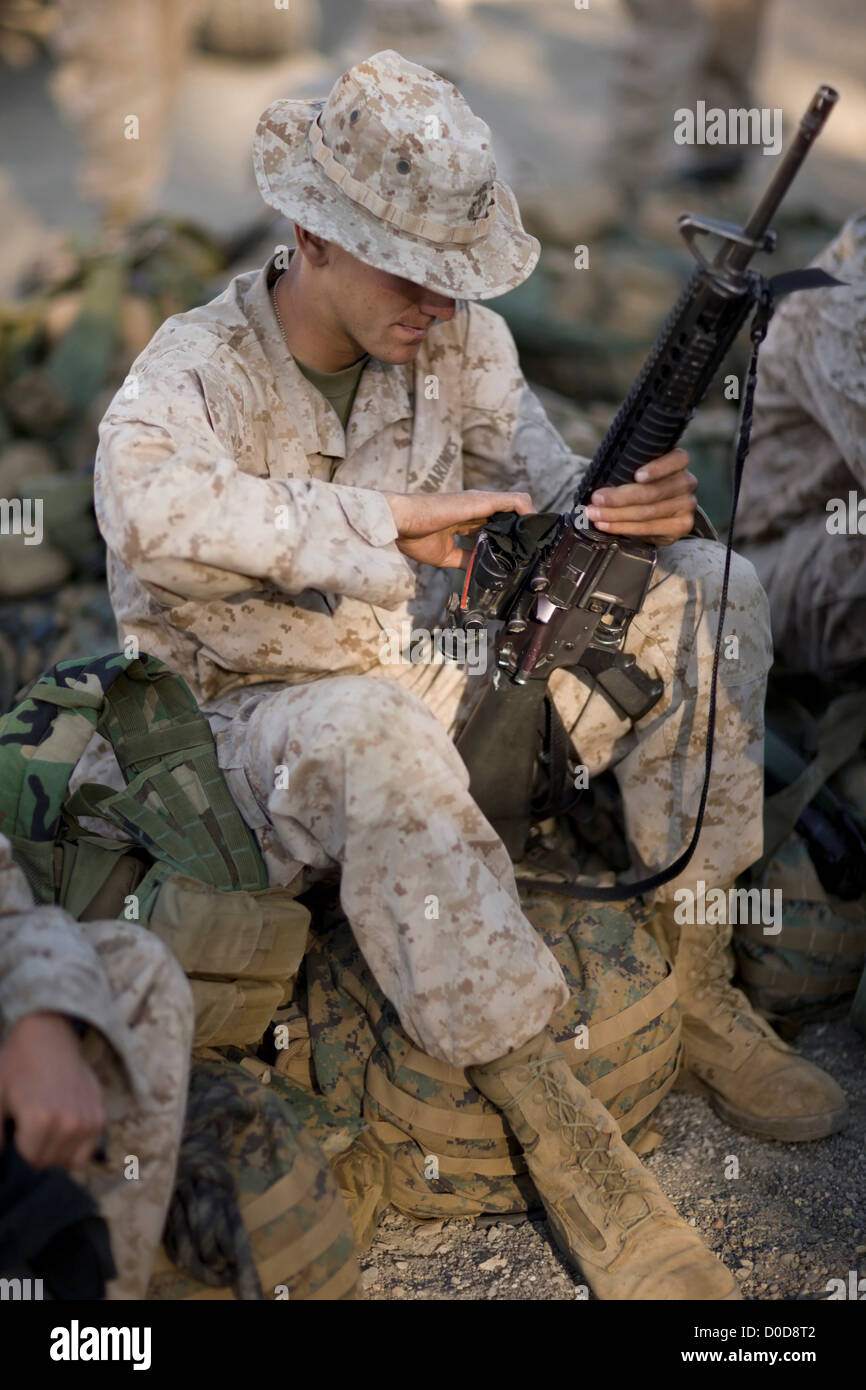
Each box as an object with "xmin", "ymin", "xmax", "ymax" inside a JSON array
[{"xmin": 578, "ymin": 648, "xmax": 664, "ymax": 723}]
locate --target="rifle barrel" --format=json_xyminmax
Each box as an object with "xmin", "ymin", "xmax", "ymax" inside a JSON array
[{"xmin": 720, "ymin": 86, "xmax": 839, "ymax": 275}]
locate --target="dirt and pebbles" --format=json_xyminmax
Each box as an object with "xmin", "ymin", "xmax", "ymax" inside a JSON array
[{"xmin": 362, "ymin": 1017, "xmax": 866, "ymax": 1301}]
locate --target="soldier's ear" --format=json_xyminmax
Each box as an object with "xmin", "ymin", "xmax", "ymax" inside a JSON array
[{"xmin": 293, "ymin": 225, "xmax": 330, "ymax": 266}]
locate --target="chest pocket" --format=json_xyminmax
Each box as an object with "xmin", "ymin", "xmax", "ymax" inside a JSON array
[{"xmin": 265, "ymin": 434, "xmax": 314, "ymax": 483}]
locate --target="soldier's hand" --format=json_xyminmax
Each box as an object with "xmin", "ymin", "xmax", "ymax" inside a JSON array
[
  {"xmin": 384, "ymin": 489, "xmax": 535, "ymax": 568},
  {"xmin": 586, "ymin": 449, "xmax": 697, "ymax": 544},
  {"xmin": 0, "ymin": 1012, "xmax": 106, "ymax": 1170}
]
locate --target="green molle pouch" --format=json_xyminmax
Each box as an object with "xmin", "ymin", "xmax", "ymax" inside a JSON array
[
  {"xmin": 0, "ymin": 651, "xmax": 310, "ymax": 1049},
  {"xmin": 149, "ymin": 877, "xmax": 311, "ymax": 1047}
]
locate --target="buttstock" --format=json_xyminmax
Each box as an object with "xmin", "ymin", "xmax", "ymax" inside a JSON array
[{"xmin": 456, "ymin": 676, "xmax": 547, "ymax": 859}]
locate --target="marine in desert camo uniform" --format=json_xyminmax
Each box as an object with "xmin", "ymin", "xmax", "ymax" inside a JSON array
[
  {"xmin": 90, "ymin": 51, "xmax": 846, "ymax": 1300},
  {"xmin": 737, "ymin": 211, "xmax": 866, "ymax": 680}
]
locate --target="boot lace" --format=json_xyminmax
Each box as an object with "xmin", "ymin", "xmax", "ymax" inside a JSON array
[
  {"xmin": 503, "ymin": 1056, "xmax": 664, "ymax": 1235},
  {"xmin": 688, "ymin": 932, "xmax": 774, "ymax": 1038}
]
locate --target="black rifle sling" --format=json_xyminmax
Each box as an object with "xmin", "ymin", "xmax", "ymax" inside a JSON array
[
  {"xmin": 533, "ymin": 694, "xmax": 582, "ymax": 820},
  {"xmin": 515, "ymin": 267, "xmax": 841, "ymax": 903}
]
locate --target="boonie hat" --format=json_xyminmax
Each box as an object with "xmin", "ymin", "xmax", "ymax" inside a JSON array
[{"xmin": 252, "ymin": 49, "xmax": 539, "ymax": 300}]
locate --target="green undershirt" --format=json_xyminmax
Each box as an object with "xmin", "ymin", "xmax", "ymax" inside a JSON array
[{"xmin": 294, "ymin": 354, "xmax": 369, "ymax": 430}]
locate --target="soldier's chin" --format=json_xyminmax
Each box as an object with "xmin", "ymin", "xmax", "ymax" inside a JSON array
[{"xmin": 375, "ymin": 332, "xmax": 426, "ymax": 363}]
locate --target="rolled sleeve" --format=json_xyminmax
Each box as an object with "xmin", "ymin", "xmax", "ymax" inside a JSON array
[{"xmin": 335, "ymin": 483, "xmax": 401, "ymax": 547}]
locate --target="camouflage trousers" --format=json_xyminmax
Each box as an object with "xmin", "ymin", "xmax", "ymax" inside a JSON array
[
  {"xmin": 72, "ymin": 922, "xmax": 193, "ymax": 1299},
  {"xmin": 740, "ymin": 517, "xmax": 866, "ymax": 680},
  {"xmin": 211, "ymin": 539, "xmax": 772, "ymax": 1068}
]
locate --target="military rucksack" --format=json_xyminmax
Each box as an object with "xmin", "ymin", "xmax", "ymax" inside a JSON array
[
  {"xmin": 0, "ymin": 650, "xmax": 310, "ymax": 1047},
  {"xmin": 271, "ymin": 885, "xmax": 681, "ymax": 1225},
  {"xmin": 733, "ymin": 687, "xmax": 866, "ymax": 1027},
  {"xmin": 148, "ymin": 1056, "xmax": 360, "ymax": 1302},
  {"xmin": 734, "ymin": 829, "xmax": 866, "ymax": 1024}
]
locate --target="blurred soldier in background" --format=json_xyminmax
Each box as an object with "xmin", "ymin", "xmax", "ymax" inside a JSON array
[
  {"xmin": 341, "ymin": 0, "xmax": 472, "ymax": 80},
  {"xmin": 614, "ymin": 0, "xmax": 773, "ymax": 193},
  {"xmin": 48, "ymin": 0, "xmax": 320, "ymax": 232},
  {"xmin": 50, "ymin": 0, "xmax": 208, "ymax": 232},
  {"xmin": 737, "ymin": 211, "xmax": 866, "ymax": 683}
]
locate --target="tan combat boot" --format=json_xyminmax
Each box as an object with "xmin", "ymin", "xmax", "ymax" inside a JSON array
[
  {"xmin": 656, "ymin": 904, "xmax": 848, "ymax": 1142},
  {"xmin": 469, "ymin": 1030, "xmax": 740, "ymax": 1300}
]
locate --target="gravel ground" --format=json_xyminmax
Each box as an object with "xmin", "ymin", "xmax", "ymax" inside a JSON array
[{"xmin": 361, "ymin": 1017, "xmax": 865, "ymax": 1301}]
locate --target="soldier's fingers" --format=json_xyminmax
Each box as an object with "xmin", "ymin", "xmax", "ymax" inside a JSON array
[
  {"xmin": 41, "ymin": 1105, "xmax": 104, "ymax": 1170},
  {"xmin": 592, "ymin": 513, "xmax": 695, "ymax": 539},
  {"xmin": 38, "ymin": 1112, "xmax": 82, "ymax": 1169},
  {"xmin": 589, "ymin": 496, "xmax": 697, "ymax": 525},
  {"xmin": 12, "ymin": 1109, "xmax": 54, "ymax": 1168},
  {"xmin": 631, "ymin": 448, "xmax": 690, "ymax": 483},
  {"xmin": 399, "ymin": 528, "xmax": 474, "ymax": 568},
  {"xmin": 589, "ymin": 471, "xmax": 697, "ymax": 512},
  {"xmin": 508, "ymin": 493, "xmax": 535, "ymax": 516},
  {"xmin": 439, "ymin": 542, "xmax": 472, "ymax": 569},
  {"xmin": 393, "ymin": 490, "xmax": 535, "ymax": 540},
  {"xmin": 436, "ymin": 526, "xmax": 478, "ymax": 565},
  {"xmin": 445, "ymin": 505, "xmax": 531, "ymax": 538},
  {"xmin": 68, "ymin": 1127, "xmax": 104, "ymax": 1171},
  {"xmin": 461, "ymin": 490, "xmax": 535, "ymax": 518}
]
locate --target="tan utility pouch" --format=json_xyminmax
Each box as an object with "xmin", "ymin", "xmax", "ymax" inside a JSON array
[{"xmin": 149, "ymin": 875, "xmax": 311, "ymax": 1047}]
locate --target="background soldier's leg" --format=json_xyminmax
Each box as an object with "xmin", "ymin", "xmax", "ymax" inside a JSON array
[
  {"xmin": 218, "ymin": 675, "xmax": 568, "ymax": 1069},
  {"xmin": 615, "ymin": 0, "xmax": 708, "ymax": 189},
  {"xmin": 614, "ymin": 0, "xmax": 772, "ymax": 189},
  {"xmin": 741, "ymin": 518, "xmax": 866, "ymax": 681},
  {"xmin": 50, "ymin": 0, "xmax": 208, "ymax": 228},
  {"xmin": 74, "ymin": 921, "xmax": 193, "ymax": 1299},
  {"xmin": 703, "ymin": 0, "xmax": 772, "ymax": 113}
]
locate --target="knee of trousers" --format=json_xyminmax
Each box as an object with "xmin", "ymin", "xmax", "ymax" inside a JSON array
[
  {"xmin": 652, "ymin": 539, "xmax": 773, "ymax": 686},
  {"xmin": 707, "ymin": 545, "xmax": 773, "ymax": 685}
]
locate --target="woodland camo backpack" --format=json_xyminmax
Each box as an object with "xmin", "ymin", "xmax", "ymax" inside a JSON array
[
  {"xmin": 265, "ymin": 884, "xmax": 683, "ymax": 1225},
  {"xmin": 0, "ymin": 650, "xmax": 361, "ymax": 1300},
  {"xmin": 0, "ymin": 651, "xmax": 310, "ymax": 1048}
]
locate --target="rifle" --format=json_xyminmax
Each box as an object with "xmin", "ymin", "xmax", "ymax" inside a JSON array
[{"xmin": 447, "ymin": 85, "xmax": 841, "ymax": 896}]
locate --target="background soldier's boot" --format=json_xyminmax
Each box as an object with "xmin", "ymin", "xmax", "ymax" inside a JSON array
[
  {"xmin": 655, "ymin": 905, "xmax": 848, "ymax": 1143},
  {"xmin": 469, "ymin": 1030, "xmax": 739, "ymax": 1301}
]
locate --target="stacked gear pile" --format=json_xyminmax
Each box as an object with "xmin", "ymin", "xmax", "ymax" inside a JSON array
[
  {"xmin": 347, "ymin": 891, "xmax": 679, "ymax": 1220},
  {"xmin": 177, "ymin": 879, "xmax": 682, "ymax": 1242},
  {"xmin": 0, "ymin": 216, "xmax": 268, "ymax": 709},
  {"xmin": 0, "ymin": 649, "xmax": 685, "ymax": 1293},
  {"xmin": 0, "ymin": 651, "xmax": 358, "ymax": 1300}
]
